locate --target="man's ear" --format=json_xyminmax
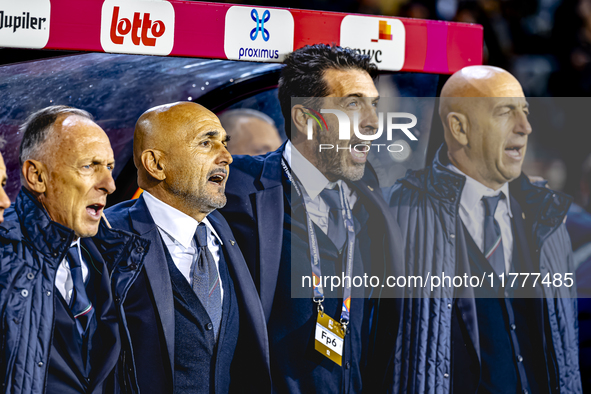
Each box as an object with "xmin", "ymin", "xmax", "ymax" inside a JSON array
[
  {"xmin": 447, "ymin": 112, "xmax": 469, "ymax": 146},
  {"xmin": 291, "ymin": 104, "xmax": 313, "ymax": 141},
  {"xmin": 22, "ymin": 159, "xmax": 47, "ymax": 194},
  {"xmin": 141, "ymin": 149, "xmax": 166, "ymax": 181}
]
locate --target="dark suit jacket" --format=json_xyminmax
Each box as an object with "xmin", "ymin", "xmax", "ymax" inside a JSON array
[
  {"xmin": 220, "ymin": 143, "xmax": 405, "ymax": 391},
  {"xmin": 451, "ymin": 195, "xmax": 554, "ymax": 394},
  {"xmin": 105, "ymin": 196, "xmax": 271, "ymax": 393}
]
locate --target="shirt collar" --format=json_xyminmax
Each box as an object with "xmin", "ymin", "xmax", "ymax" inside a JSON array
[
  {"xmin": 284, "ymin": 140, "xmax": 336, "ymax": 200},
  {"xmin": 142, "ymin": 191, "xmax": 223, "ymax": 248},
  {"xmin": 447, "ymin": 163, "xmax": 513, "ymax": 217}
]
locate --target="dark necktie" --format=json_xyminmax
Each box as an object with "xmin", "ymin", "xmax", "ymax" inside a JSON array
[
  {"xmin": 190, "ymin": 223, "xmax": 222, "ymax": 340},
  {"xmin": 482, "ymin": 193, "xmax": 506, "ymax": 277},
  {"xmin": 67, "ymin": 245, "xmax": 94, "ymax": 336},
  {"xmin": 320, "ymin": 186, "xmax": 347, "ymax": 251}
]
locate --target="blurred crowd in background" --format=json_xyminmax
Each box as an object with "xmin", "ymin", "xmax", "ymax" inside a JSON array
[{"xmin": 211, "ymin": 0, "xmax": 591, "ymax": 208}]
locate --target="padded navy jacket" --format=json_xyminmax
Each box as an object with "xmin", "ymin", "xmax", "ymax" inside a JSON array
[
  {"xmin": 383, "ymin": 146, "xmax": 582, "ymax": 393},
  {"xmin": 0, "ymin": 189, "xmax": 149, "ymax": 394}
]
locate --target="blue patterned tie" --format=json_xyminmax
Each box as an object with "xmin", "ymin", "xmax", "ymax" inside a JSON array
[
  {"xmin": 190, "ymin": 223, "xmax": 222, "ymax": 340},
  {"xmin": 482, "ymin": 193, "xmax": 506, "ymax": 277},
  {"xmin": 320, "ymin": 186, "xmax": 347, "ymax": 251},
  {"xmin": 67, "ymin": 245, "xmax": 94, "ymax": 336}
]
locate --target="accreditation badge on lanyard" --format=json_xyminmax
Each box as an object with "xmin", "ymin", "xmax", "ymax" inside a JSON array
[{"xmin": 281, "ymin": 158, "xmax": 356, "ymax": 366}]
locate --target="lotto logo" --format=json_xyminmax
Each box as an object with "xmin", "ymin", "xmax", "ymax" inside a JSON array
[
  {"xmin": 100, "ymin": 0, "xmax": 174, "ymax": 56},
  {"xmin": 110, "ymin": 7, "xmax": 165, "ymax": 46}
]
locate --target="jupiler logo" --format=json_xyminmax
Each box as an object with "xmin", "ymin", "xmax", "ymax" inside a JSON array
[
  {"xmin": 0, "ymin": 0, "xmax": 51, "ymax": 49},
  {"xmin": 0, "ymin": 11, "xmax": 47, "ymax": 33}
]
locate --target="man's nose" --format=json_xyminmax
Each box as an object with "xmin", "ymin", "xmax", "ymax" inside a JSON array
[
  {"xmin": 216, "ymin": 144, "xmax": 233, "ymax": 166},
  {"xmin": 358, "ymin": 105, "xmax": 380, "ymax": 136},
  {"xmin": 0, "ymin": 186, "xmax": 11, "ymax": 211},
  {"xmin": 97, "ymin": 168, "xmax": 116, "ymax": 195},
  {"xmin": 515, "ymin": 110, "xmax": 532, "ymax": 136}
]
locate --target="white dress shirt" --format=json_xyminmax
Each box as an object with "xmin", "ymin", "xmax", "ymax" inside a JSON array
[
  {"xmin": 55, "ymin": 238, "xmax": 89, "ymax": 303},
  {"xmin": 284, "ymin": 141, "xmax": 358, "ymax": 235},
  {"xmin": 143, "ymin": 191, "xmax": 224, "ymax": 300},
  {"xmin": 448, "ymin": 164, "xmax": 514, "ymax": 273}
]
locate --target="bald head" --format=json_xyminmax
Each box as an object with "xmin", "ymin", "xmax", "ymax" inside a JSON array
[
  {"xmin": 439, "ymin": 66, "xmax": 525, "ymax": 124},
  {"xmin": 438, "ymin": 66, "xmax": 532, "ymax": 191},
  {"xmin": 133, "ymin": 101, "xmax": 232, "ymax": 221},
  {"xmin": 134, "ymin": 102, "xmax": 216, "ymax": 169}
]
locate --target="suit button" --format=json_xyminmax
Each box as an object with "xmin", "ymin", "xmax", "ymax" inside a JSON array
[
  {"xmin": 206, "ymin": 323, "xmax": 213, "ymax": 331},
  {"xmin": 517, "ymin": 355, "xmax": 523, "ymax": 363},
  {"xmin": 345, "ymin": 362, "xmax": 350, "ymax": 370},
  {"xmin": 52, "ymin": 252, "xmax": 58, "ymax": 258},
  {"xmin": 114, "ymin": 296, "xmax": 121, "ymax": 303},
  {"xmin": 510, "ymin": 324, "xmax": 516, "ymax": 330},
  {"xmin": 129, "ymin": 263, "xmax": 137, "ymax": 270},
  {"xmin": 444, "ymin": 373, "xmax": 449, "ymax": 378},
  {"xmin": 38, "ymin": 362, "xmax": 44, "ymax": 367},
  {"xmin": 136, "ymin": 246, "xmax": 144, "ymax": 253}
]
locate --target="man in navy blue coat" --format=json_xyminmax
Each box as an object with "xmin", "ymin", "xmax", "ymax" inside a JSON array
[
  {"xmin": 384, "ymin": 66, "xmax": 581, "ymax": 393},
  {"xmin": 0, "ymin": 105, "xmax": 149, "ymax": 393},
  {"xmin": 220, "ymin": 44, "xmax": 404, "ymax": 393},
  {"xmin": 105, "ymin": 102, "xmax": 271, "ymax": 394}
]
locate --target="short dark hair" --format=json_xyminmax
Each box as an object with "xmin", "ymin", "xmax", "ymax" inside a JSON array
[
  {"xmin": 19, "ymin": 105, "xmax": 93, "ymax": 167},
  {"xmin": 278, "ymin": 44, "xmax": 378, "ymax": 139}
]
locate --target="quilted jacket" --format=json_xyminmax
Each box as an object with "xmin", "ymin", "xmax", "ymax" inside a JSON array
[
  {"xmin": 0, "ymin": 189, "xmax": 149, "ymax": 394},
  {"xmin": 383, "ymin": 146, "xmax": 582, "ymax": 393}
]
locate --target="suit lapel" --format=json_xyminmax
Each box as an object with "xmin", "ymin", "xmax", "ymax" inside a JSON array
[
  {"xmin": 253, "ymin": 149, "xmax": 285, "ymax": 322},
  {"xmin": 128, "ymin": 196, "xmax": 175, "ymax": 375},
  {"xmin": 207, "ymin": 211, "xmax": 272, "ymax": 373}
]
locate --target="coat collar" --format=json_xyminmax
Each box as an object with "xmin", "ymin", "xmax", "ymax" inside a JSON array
[
  {"xmin": 256, "ymin": 141, "xmax": 286, "ymax": 191},
  {"xmin": 13, "ymin": 188, "xmax": 76, "ymax": 260},
  {"xmin": 408, "ymin": 145, "xmax": 572, "ymax": 231}
]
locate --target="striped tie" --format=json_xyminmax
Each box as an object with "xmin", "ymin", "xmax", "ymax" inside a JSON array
[
  {"xmin": 190, "ymin": 223, "xmax": 222, "ymax": 340},
  {"xmin": 482, "ymin": 193, "xmax": 506, "ymax": 277},
  {"xmin": 67, "ymin": 245, "xmax": 94, "ymax": 336}
]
